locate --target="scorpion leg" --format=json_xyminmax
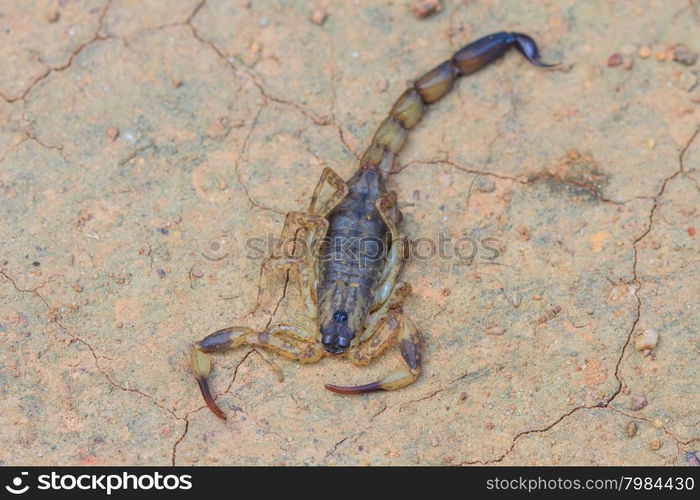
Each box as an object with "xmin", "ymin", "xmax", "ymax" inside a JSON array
[
  {"xmin": 309, "ymin": 167, "xmax": 349, "ymax": 216},
  {"xmin": 371, "ymin": 191, "xmax": 408, "ymax": 312},
  {"xmin": 325, "ymin": 310, "xmax": 421, "ymax": 393},
  {"xmin": 253, "ymin": 168, "xmax": 348, "ymax": 315},
  {"xmin": 192, "ymin": 324, "xmax": 324, "ymax": 419},
  {"xmin": 253, "ymin": 347, "xmax": 284, "ymax": 382},
  {"xmin": 362, "ymin": 281, "xmax": 411, "ymax": 342},
  {"xmin": 253, "ymin": 211, "xmax": 327, "ymax": 317}
]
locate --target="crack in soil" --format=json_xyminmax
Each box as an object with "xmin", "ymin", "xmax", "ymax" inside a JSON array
[
  {"xmin": 606, "ymin": 127, "xmax": 699, "ymax": 407},
  {"xmin": 171, "ymin": 419, "xmax": 189, "ymax": 466},
  {"xmin": 458, "ymin": 127, "xmax": 700, "ymax": 464},
  {"xmin": 185, "ymin": 0, "xmax": 363, "ymax": 189},
  {"xmin": 398, "ymin": 364, "xmax": 496, "ymax": 413},
  {"xmin": 393, "ymin": 156, "xmax": 645, "ymax": 206},
  {"xmin": 231, "ymin": 100, "xmax": 285, "ymax": 215},
  {"xmin": 0, "ymin": 0, "xmax": 114, "ymax": 104},
  {"xmin": 1, "ymin": 270, "xmax": 187, "ymax": 446},
  {"xmin": 1, "ymin": 270, "xmax": 177, "ymax": 409}
]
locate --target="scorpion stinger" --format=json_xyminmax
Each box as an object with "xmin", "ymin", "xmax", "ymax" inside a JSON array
[{"xmin": 511, "ymin": 33, "xmax": 559, "ymax": 67}]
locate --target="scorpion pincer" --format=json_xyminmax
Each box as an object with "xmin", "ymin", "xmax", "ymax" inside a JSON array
[{"xmin": 191, "ymin": 32, "xmax": 555, "ymax": 420}]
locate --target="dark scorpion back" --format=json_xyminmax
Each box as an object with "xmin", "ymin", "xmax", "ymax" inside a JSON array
[{"xmin": 317, "ymin": 166, "xmax": 390, "ymax": 353}]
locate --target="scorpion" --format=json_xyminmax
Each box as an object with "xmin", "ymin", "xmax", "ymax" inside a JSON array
[{"xmin": 191, "ymin": 32, "xmax": 555, "ymax": 420}]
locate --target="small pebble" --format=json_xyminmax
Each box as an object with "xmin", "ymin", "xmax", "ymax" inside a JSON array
[
  {"xmin": 376, "ymin": 78, "xmax": 388, "ymax": 93},
  {"xmin": 635, "ymin": 329, "xmax": 658, "ymax": 351},
  {"xmin": 106, "ymin": 126, "xmax": 119, "ymax": 142},
  {"xmin": 607, "ymin": 53, "xmax": 623, "ymax": 67},
  {"xmin": 159, "ymin": 227, "xmax": 170, "ymax": 235},
  {"xmin": 687, "ymin": 451, "xmax": 700, "ymax": 466},
  {"xmin": 518, "ymin": 227, "xmax": 531, "ymax": 241},
  {"xmin": 47, "ymin": 9, "xmax": 60, "ymax": 23},
  {"xmin": 310, "ymin": 9, "xmax": 327, "ymax": 25},
  {"xmin": 534, "ymin": 294, "xmax": 542, "ymax": 301},
  {"xmin": 430, "ymin": 436, "xmax": 440, "ymax": 446},
  {"xmin": 626, "ymin": 421, "xmax": 637, "ymax": 438},
  {"xmin": 510, "ymin": 292, "xmax": 522, "ymax": 308},
  {"xmin": 688, "ymin": 227, "xmax": 697, "ymax": 237},
  {"xmin": 250, "ymin": 41, "xmax": 262, "ymax": 54},
  {"xmin": 651, "ymin": 418, "xmax": 663, "ymax": 429},
  {"xmin": 631, "ymin": 394, "xmax": 648, "ymax": 411},
  {"xmin": 656, "ymin": 51, "xmax": 667, "ymax": 62},
  {"xmin": 638, "ymin": 46, "xmax": 651, "ymax": 58},
  {"xmin": 115, "ymin": 321, "xmax": 124, "ymax": 329},
  {"xmin": 485, "ymin": 326, "xmax": 505, "ymax": 336},
  {"xmin": 645, "ymin": 138, "xmax": 656, "ymax": 150},
  {"xmin": 410, "ymin": 0, "xmax": 442, "ymax": 18},
  {"xmin": 533, "ymin": 305, "xmax": 562, "ymax": 325},
  {"xmin": 678, "ymin": 71, "xmax": 698, "ymax": 91},
  {"xmin": 171, "ymin": 76, "xmax": 183, "ymax": 88},
  {"xmin": 259, "ymin": 18, "xmax": 269, "ymax": 27},
  {"xmin": 156, "ymin": 269, "xmax": 167, "ymax": 279},
  {"xmin": 650, "ymin": 439, "xmax": 662, "ymax": 451},
  {"xmin": 673, "ymin": 44, "xmax": 698, "ymax": 66},
  {"xmin": 485, "ymin": 422, "xmax": 496, "ymax": 430}
]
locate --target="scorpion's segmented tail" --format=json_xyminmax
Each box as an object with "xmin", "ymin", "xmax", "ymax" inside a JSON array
[{"xmin": 360, "ymin": 32, "xmax": 556, "ymax": 177}]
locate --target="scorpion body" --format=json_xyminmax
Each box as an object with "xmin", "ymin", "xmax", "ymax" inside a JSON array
[{"xmin": 191, "ymin": 32, "xmax": 554, "ymax": 419}]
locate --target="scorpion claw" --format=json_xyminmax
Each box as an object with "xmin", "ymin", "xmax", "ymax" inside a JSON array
[
  {"xmin": 324, "ymin": 368, "xmax": 418, "ymax": 394},
  {"xmin": 324, "ymin": 381, "xmax": 383, "ymax": 394},
  {"xmin": 196, "ymin": 378, "xmax": 227, "ymax": 420},
  {"xmin": 191, "ymin": 344, "xmax": 227, "ymax": 420}
]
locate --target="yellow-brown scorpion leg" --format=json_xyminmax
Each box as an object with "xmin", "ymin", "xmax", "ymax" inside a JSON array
[{"xmin": 251, "ymin": 168, "xmax": 348, "ymax": 316}]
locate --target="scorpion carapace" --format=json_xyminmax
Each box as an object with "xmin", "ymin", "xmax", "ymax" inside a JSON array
[{"xmin": 191, "ymin": 31, "xmax": 555, "ymax": 419}]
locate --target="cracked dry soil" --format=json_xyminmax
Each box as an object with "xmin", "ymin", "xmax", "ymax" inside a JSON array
[{"xmin": 1, "ymin": 0, "xmax": 699, "ymax": 465}]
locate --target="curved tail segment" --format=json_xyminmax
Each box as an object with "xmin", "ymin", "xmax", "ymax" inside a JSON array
[{"xmin": 360, "ymin": 32, "xmax": 556, "ymax": 178}]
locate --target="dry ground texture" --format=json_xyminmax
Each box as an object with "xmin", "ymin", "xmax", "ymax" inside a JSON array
[{"xmin": 1, "ymin": 0, "xmax": 699, "ymax": 466}]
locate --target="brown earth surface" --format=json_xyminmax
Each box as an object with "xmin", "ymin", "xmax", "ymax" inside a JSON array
[{"xmin": 1, "ymin": 0, "xmax": 698, "ymax": 465}]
